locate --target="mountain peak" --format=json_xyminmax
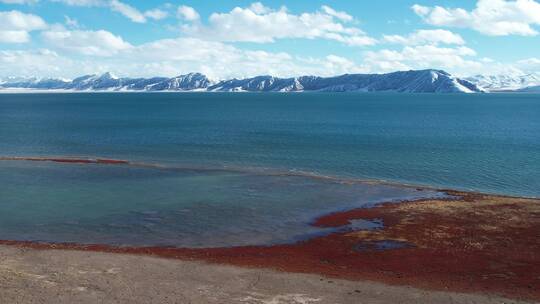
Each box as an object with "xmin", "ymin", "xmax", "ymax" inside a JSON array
[{"xmin": 98, "ymin": 72, "xmax": 118, "ymax": 80}]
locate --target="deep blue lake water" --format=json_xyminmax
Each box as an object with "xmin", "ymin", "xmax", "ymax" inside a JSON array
[{"xmin": 0, "ymin": 92, "xmax": 538, "ymax": 247}]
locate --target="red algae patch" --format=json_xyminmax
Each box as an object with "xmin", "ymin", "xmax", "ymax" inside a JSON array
[
  {"xmin": 95, "ymin": 158, "xmax": 130, "ymax": 165},
  {"xmin": 1, "ymin": 191, "xmax": 539, "ymax": 301},
  {"xmin": 0, "ymin": 156, "xmax": 129, "ymax": 165}
]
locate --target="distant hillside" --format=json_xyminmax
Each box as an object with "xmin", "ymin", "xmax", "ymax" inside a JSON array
[
  {"xmin": 517, "ymin": 85, "xmax": 540, "ymax": 92},
  {"xmin": 466, "ymin": 73, "xmax": 540, "ymax": 92}
]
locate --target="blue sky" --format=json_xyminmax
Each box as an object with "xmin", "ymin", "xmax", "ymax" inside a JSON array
[{"xmin": 0, "ymin": 0, "xmax": 539, "ymax": 79}]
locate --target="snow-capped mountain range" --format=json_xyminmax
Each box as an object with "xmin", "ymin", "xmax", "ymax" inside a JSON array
[
  {"xmin": 0, "ymin": 69, "xmax": 503, "ymax": 93},
  {"xmin": 208, "ymin": 70, "xmax": 482, "ymax": 93},
  {"xmin": 0, "ymin": 72, "xmax": 212, "ymax": 92},
  {"xmin": 465, "ymin": 73, "xmax": 540, "ymax": 92}
]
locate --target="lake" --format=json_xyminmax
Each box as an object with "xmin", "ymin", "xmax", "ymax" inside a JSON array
[{"xmin": 0, "ymin": 92, "xmax": 538, "ymax": 247}]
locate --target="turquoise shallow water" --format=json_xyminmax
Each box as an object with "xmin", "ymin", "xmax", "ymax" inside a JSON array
[
  {"xmin": 0, "ymin": 160, "xmax": 433, "ymax": 247},
  {"xmin": 0, "ymin": 92, "xmax": 538, "ymax": 247}
]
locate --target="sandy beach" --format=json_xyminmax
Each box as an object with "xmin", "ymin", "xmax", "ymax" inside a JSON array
[{"xmin": 0, "ymin": 190, "xmax": 538, "ymax": 303}]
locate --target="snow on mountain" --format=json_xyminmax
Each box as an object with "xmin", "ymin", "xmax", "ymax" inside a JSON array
[
  {"xmin": 0, "ymin": 77, "xmax": 71, "ymax": 89},
  {"xmin": 209, "ymin": 70, "xmax": 484, "ymax": 93},
  {"xmin": 465, "ymin": 73, "xmax": 540, "ymax": 92},
  {"xmin": 145, "ymin": 73, "xmax": 212, "ymax": 91},
  {"xmin": 0, "ymin": 76, "xmax": 37, "ymax": 85},
  {"xmin": 0, "ymin": 73, "xmax": 213, "ymax": 92},
  {"xmin": 69, "ymin": 73, "xmax": 121, "ymax": 90},
  {"xmin": 208, "ymin": 75, "xmax": 305, "ymax": 92},
  {"xmin": 0, "ymin": 70, "xmax": 484, "ymax": 93}
]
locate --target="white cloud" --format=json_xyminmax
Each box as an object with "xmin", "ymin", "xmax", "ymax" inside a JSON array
[
  {"xmin": 0, "ymin": 10, "xmax": 47, "ymax": 30},
  {"xmin": 516, "ymin": 57, "xmax": 540, "ymax": 72},
  {"xmin": 0, "ymin": 10, "xmax": 47, "ymax": 43},
  {"xmin": 0, "ymin": 30, "xmax": 29, "ymax": 43},
  {"xmin": 0, "ymin": 35, "xmax": 368, "ymax": 80},
  {"xmin": 321, "ymin": 54, "xmax": 367, "ymax": 74},
  {"xmin": 412, "ymin": 0, "xmax": 540, "ymax": 36},
  {"xmin": 52, "ymin": 0, "xmax": 169, "ymax": 23},
  {"xmin": 0, "ymin": 49, "xmax": 75, "ymax": 76},
  {"xmin": 179, "ymin": 4, "xmax": 376, "ymax": 46},
  {"xmin": 383, "ymin": 29, "xmax": 465, "ymax": 45},
  {"xmin": 124, "ymin": 38, "xmax": 309, "ymax": 79},
  {"xmin": 0, "ymin": 3, "xmax": 535, "ymax": 80},
  {"xmin": 51, "ymin": 0, "xmax": 103, "ymax": 5},
  {"xmin": 248, "ymin": 2, "xmax": 271, "ymax": 15},
  {"xmin": 363, "ymin": 45, "xmax": 482, "ymax": 75},
  {"xmin": 411, "ymin": 4, "xmax": 430, "ymax": 16},
  {"xmin": 1, "ymin": 32, "xmax": 536, "ymax": 79},
  {"xmin": 109, "ymin": 0, "xmax": 145, "ymax": 23},
  {"xmin": 144, "ymin": 8, "xmax": 168, "ymax": 21},
  {"xmin": 321, "ymin": 5, "xmax": 353, "ymax": 22},
  {"xmin": 177, "ymin": 5, "xmax": 200, "ymax": 21},
  {"xmin": 518, "ymin": 57, "xmax": 540, "ymax": 65},
  {"xmin": 0, "ymin": 5, "xmax": 370, "ymax": 78},
  {"xmin": 41, "ymin": 29, "xmax": 132, "ymax": 56}
]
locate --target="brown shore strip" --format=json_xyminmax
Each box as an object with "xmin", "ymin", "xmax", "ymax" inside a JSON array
[{"xmin": 0, "ymin": 190, "xmax": 539, "ymax": 301}]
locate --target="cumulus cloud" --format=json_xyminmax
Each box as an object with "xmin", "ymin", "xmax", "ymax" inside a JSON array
[
  {"xmin": 0, "ymin": 31, "xmax": 29, "ymax": 43},
  {"xmin": 248, "ymin": 2, "xmax": 271, "ymax": 14},
  {"xmin": 51, "ymin": 0, "xmax": 103, "ymax": 5},
  {"xmin": 320, "ymin": 5, "xmax": 353, "ymax": 22},
  {"xmin": 0, "ymin": 49, "xmax": 74, "ymax": 76},
  {"xmin": 412, "ymin": 0, "xmax": 540, "ymax": 36},
  {"xmin": 1, "ymin": 30, "xmax": 534, "ymax": 79},
  {"xmin": 516, "ymin": 57, "xmax": 540, "ymax": 72},
  {"xmin": 317, "ymin": 54, "xmax": 367, "ymax": 75},
  {"xmin": 0, "ymin": 4, "xmax": 371, "ymax": 78},
  {"xmin": 518, "ymin": 57, "xmax": 540, "ymax": 65},
  {"xmin": 51, "ymin": 0, "xmax": 168, "ymax": 23},
  {"xmin": 1, "ymin": 3, "xmax": 536, "ymax": 79},
  {"xmin": 122, "ymin": 37, "xmax": 353, "ymax": 79},
  {"xmin": 363, "ymin": 45, "xmax": 482, "ymax": 74},
  {"xmin": 144, "ymin": 9, "xmax": 168, "ymax": 21},
  {"xmin": 0, "ymin": 10, "xmax": 47, "ymax": 30},
  {"xmin": 0, "ymin": 10, "xmax": 47, "ymax": 43},
  {"xmin": 383, "ymin": 29, "xmax": 465, "ymax": 45},
  {"xmin": 179, "ymin": 3, "xmax": 376, "ymax": 46},
  {"xmin": 177, "ymin": 5, "xmax": 200, "ymax": 21},
  {"xmin": 0, "ymin": 35, "xmax": 369, "ymax": 80},
  {"xmin": 41, "ymin": 29, "xmax": 132, "ymax": 56},
  {"xmin": 109, "ymin": 0, "xmax": 145, "ymax": 23}
]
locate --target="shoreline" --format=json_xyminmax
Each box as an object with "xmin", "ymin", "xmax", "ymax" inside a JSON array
[
  {"xmin": 1, "ymin": 88, "xmax": 538, "ymax": 95},
  {"xmin": 0, "ymin": 189, "xmax": 539, "ymax": 301}
]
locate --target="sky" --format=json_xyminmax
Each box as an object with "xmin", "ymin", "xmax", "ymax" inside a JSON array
[{"xmin": 0, "ymin": 0, "xmax": 539, "ymax": 79}]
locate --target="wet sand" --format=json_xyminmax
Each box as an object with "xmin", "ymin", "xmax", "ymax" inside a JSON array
[{"xmin": 0, "ymin": 190, "xmax": 539, "ymax": 303}]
